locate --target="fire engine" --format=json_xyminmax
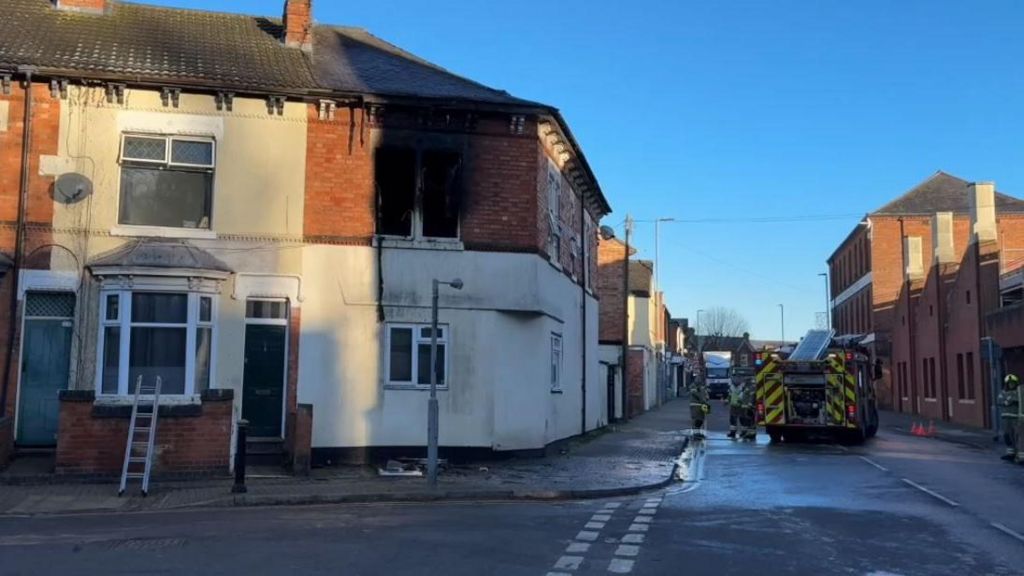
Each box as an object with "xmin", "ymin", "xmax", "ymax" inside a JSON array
[{"xmin": 755, "ymin": 330, "xmax": 879, "ymax": 444}]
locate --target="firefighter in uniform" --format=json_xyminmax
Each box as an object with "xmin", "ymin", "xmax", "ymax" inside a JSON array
[
  {"xmin": 727, "ymin": 380, "xmax": 743, "ymax": 439},
  {"xmin": 689, "ymin": 381, "xmax": 710, "ymax": 438},
  {"xmin": 739, "ymin": 378, "xmax": 757, "ymax": 440},
  {"xmin": 1001, "ymin": 373, "xmax": 1022, "ymax": 462}
]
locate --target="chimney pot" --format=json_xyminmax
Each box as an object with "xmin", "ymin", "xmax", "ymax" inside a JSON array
[
  {"xmin": 53, "ymin": 0, "xmax": 109, "ymax": 13},
  {"xmin": 283, "ymin": 0, "xmax": 314, "ymax": 52}
]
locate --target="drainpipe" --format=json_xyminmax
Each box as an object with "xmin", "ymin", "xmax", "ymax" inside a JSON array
[
  {"xmin": 580, "ymin": 198, "xmax": 587, "ymax": 434},
  {"xmin": 620, "ymin": 216, "xmax": 633, "ymax": 421},
  {"xmin": 0, "ymin": 66, "xmax": 36, "ymax": 417}
]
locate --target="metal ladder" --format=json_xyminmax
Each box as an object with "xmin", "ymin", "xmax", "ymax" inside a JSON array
[{"xmin": 119, "ymin": 375, "xmax": 162, "ymax": 497}]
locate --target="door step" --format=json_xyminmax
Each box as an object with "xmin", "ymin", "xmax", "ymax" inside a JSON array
[{"xmin": 246, "ymin": 437, "xmax": 285, "ymax": 467}]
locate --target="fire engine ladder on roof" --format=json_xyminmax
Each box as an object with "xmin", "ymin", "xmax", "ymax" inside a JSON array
[{"xmin": 119, "ymin": 375, "xmax": 162, "ymax": 497}]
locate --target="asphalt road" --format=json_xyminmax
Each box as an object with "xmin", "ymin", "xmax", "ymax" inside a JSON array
[{"xmin": 2, "ymin": 404, "xmax": 1024, "ymax": 575}]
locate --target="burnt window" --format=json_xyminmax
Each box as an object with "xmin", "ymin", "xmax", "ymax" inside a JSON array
[
  {"xmin": 421, "ymin": 150, "xmax": 462, "ymax": 238},
  {"xmin": 375, "ymin": 148, "xmax": 417, "ymax": 236},
  {"xmin": 375, "ymin": 147, "xmax": 462, "ymax": 239}
]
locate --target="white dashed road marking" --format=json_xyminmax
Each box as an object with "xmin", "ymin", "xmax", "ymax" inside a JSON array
[
  {"xmin": 576, "ymin": 530, "xmax": 599, "ymax": 542},
  {"xmin": 554, "ymin": 556, "xmax": 583, "ymax": 570},
  {"xmin": 633, "ymin": 515, "xmax": 652, "ymax": 524},
  {"xmin": 627, "ymin": 523, "xmax": 649, "ymax": 532},
  {"xmin": 636, "ymin": 508, "xmax": 655, "ymax": 515},
  {"xmin": 592, "ymin": 514, "xmax": 612, "ymax": 522},
  {"xmin": 615, "ymin": 544, "xmax": 640, "ymax": 557},
  {"xmin": 991, "ymin": 522, "xmax": 1024, "ymax": 545},
  {"xmin": 901, "ymin": 479, "xmax": 960, "ymax": 507},
  {"xmin": 586, "ymin": 522, "xmax": 606, "ymax": 530},
  {"xmin": 566, "ymin": 542, "xmax": 590, "ymax": 553},
  {"xmin": 608, "ymin": 558, "xmax": 635, "ymax": 574},
  {"xmin": 859, "ymin": 456, "xmax": 889, "ymax": 472},
  {"xmin": 621, "ymin": 533, "xmax": 644, "ymax": 544}
]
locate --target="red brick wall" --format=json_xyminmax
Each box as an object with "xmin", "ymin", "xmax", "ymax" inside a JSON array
[
  {"xmin": 597, "ymin": 239, "xmax": 628, "ymax": 343},
  {"xmin": 303, "ymin": 106, "xmax": 549, "ymax": 255},
  {"xmin": 55, "ymin": 392, "xmax": 234, "ymax": 476},
  {"xmin": 627, "ymin": 350, "xmax": 641, "ymax": 416},
  {"xmin": 912, "ymin": 266, "xmax": 945, "ymax": 421},
  {"xmin": 0, "ymin": 82, "xmax": 60, "ymax": 421}
]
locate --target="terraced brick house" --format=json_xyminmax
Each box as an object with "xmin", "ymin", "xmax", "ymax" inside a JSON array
[{"xmin": 0, "ymin": 0, "xmax": 610, "ymax": 474}]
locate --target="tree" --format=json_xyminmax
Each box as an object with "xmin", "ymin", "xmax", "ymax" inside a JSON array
[{"xmin": 697, "ymin": 307, "xmax": 750, "ymax": 351}]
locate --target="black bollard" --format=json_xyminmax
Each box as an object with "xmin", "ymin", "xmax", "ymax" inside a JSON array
[{"xmin": 232, "ymin": 419, "xmax": 249, "ymax": 494}]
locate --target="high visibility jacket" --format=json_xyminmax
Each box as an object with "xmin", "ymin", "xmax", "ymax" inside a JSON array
[
  {"xmin": 728, "ymin": 384, "xmax": 743, "ymax": 408},
  {"xmin": 690, "ymin": 386, "xmax": 709, "ymax": 406},
  {"xmin": 999, "ymin": 386, "xmax": 1022, "ymax": 421}
]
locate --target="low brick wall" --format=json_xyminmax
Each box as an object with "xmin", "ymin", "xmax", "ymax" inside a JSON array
[
  {"xmin": 0, "ymin": 416, "xmax": 12, "ymax": 471},
  {"xmin": 285, "ymin": 403, "xmax": 313, "ymax": 475},
  {"xmin": 55, "ymin": 389, "xmax": 234, "ymax": 477}
]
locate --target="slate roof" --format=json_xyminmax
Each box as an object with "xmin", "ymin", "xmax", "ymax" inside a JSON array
[
  {"xmin": 89, "ymin": 240, "xmax": 232, "ymax": 273},
  {"xmin": 0, "ymin": 0, "xmax": 318, "ymax": 91},
  {"xmin": 873, "ymin": 171, "xmax": 1024, "ymax": 216},
  {"xmin": 312, "ymin": 27, "xmax": 537, "ymax": 106},
  {"xmin": 0, "ymin": 0, "xmax": 537, "ymax": 104}
]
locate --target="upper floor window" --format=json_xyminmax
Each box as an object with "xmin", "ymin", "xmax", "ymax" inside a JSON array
[
  {"xmin": 376, "ymin": 148, "xmax": 462, "ymax": 239},
  {"xmin": 550, "ymin": 333, "xmax": 563, "ymax": 392},
  {"xmin": 119, "ymin": 134, "xmax": 215, "ymax": 230}
]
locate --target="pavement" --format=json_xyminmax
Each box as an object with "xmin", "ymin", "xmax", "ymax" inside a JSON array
[
  {"xmin": 4, "ymin": 400, "xmax": 1024, "ymax": 575},
  {"xmin": 880, "ymin": 408, "xmax": 1003, "ymax": 451},
  {"xmin": 0, "ymin": 398, "xmax": 689, "ymax": 517}
]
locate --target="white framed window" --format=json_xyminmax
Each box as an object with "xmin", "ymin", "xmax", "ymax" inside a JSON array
[
  {"xmin": 550, "ymin": 333, "xmax": 563, "ymax": 391},
  {"xmin": 98, "ymin": 291, "xmax": 216, "ymax": 396},
  {"xmin": 546, "ymin": 160, "xmax": 562, "ymax": 263},
  {"xmin": 385, "ymin": 323, "xmax": 449, "ymax": 388},
  {"xmin": 119, "ymin": 134, "xmax": 216, "ymax": 230}
]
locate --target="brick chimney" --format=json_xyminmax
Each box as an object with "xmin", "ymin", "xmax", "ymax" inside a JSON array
[
  {"xmin": 904, "ymin": 236, "xmax": 924, "ymax": 280},
  {"xmin": 931, "ymin": 212, "xmax": 955, "ymax": 264},
  {"xmin": 53, "ymin": 0, "xmax": 109, "ymax": 13},
  {"xmin": 283, "ymin": 0, "xmax": 313, "ymax": 52},
  {"xmin": 969, "ymin": 181, "xmax": 997, "ymax": 244}
]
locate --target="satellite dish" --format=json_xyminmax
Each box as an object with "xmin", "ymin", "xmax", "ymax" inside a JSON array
[
  {"xmin": 54, "ymin": 172, "xmax": 93, "ymax": 205},
  {"xmin": 599, "ymin": 225, "xmax": 616, "ymax": 240}
]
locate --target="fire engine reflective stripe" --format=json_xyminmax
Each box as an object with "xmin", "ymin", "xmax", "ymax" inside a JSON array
[
  {"xmin": 766, "ymin": 405, "xmax": 785, "ymax": 424},
  {"xmin": 766, "ymin": 384, "xmax": 785, "ymax": 406},
  {"xmin": 755, "ymin": 361, "xmax": 776, "ymax": 384},
  {"xmin": 826, "ymin": 373, "xmax": 846, "ymax": 425}
]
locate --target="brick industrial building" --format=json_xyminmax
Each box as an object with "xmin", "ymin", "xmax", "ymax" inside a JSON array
[
  {"xmin": 827, "ymin": 172, "xmax": 1024, "ymax": 426},
  {"xmin": 0, "ymin": 0, "xmax": 611, "ymax": 475}
]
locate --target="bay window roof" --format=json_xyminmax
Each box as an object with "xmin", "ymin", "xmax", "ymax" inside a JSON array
[{"xmin": 88, "ymin": 240, "xmax": 232, "ymax": 279}]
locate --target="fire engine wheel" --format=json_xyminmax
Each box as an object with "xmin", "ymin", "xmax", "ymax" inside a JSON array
[
  {"xmin": 767, "ymin": 427, "xmax": 783, "ymax": 444},
  {"xmin": 840, "ymin": 428, "xmax": 867, "ymax": 445}
]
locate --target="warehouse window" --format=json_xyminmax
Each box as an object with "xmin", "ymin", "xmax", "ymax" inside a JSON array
[
  {"xmin": 956, "ymin": 353, "xmax": 965, "ymax": 399},
  {"xmin": 119, "ymin": 134, "xmax": 215, "ymax": 229}
]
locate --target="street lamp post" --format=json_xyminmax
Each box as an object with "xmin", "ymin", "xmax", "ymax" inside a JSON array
[
  {"xmin": 428, "ymin": 277, "xmax": 463, "ymax": 488},
  {"xmin": 778, "ymin": 304, "xmax": 785, "ymax": 343},
  {"xmin": 696, "ymin": 309, "xmax": 705, "ymax": 352},
  {"xmin": 818, "ymin": 272, "xmax": 830, "ymax": 330}
]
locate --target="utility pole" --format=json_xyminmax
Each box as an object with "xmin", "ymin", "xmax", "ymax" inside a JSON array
[
  {"xmin": 818, "ymin": 272, "xmax": 830, "ymax": 330},
  {"xmin": 428, "ymin": 277, "xmax": 462, "ymax": 487},
  {"xmin": 620, "ymin": 215, "xmax": 633, "ymax": 421}
]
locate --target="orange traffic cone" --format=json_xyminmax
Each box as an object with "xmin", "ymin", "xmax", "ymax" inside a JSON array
[
  {"xmin": 927, "ymin": 421, "xmax": 936, "ymax": 437},
  {"xmin": 911, "ymin": 422, "xmax": 923, "ymax": 436}
]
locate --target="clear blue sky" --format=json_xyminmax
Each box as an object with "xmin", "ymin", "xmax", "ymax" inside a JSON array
[{"xmin": 152, "ymin": 0, "xmax": 1024, "ymax": 339}]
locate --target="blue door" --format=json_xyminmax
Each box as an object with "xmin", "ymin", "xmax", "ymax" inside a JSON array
[{"xmin": 16, "ymin": 293, "xmax": 75, "ymax": 446}]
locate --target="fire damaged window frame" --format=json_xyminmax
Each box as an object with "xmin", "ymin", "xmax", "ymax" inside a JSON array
[
  {"xmin": 375, "ymin": 146, "xmax": 464, "ymax": 243},
  {"xmin": 115, "ymin": 133, "xmax": 217, "ymax": 239}
]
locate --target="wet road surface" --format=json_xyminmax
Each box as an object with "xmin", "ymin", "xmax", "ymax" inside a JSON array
[{"xmin": 2, "ymin": 406, "xmax": 1024, "ymax": 575}]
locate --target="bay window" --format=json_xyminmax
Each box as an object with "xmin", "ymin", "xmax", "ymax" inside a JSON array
[{"xmin": 98, "ymin": 291, "xmax": 215, "ymax": 396}]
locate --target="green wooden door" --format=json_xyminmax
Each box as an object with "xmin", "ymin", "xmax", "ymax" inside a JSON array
[
  {"xmin": 242, "ymin": 324, "xmax": 287, "ymax": 438},
  {"xmin": 17, "ymin": 294, "xmax": 75, "ymax": 446}
]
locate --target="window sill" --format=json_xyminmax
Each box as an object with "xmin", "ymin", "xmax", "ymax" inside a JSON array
[
  {"xmin": 550, "ymin": 388, "xmax": 564, "ymax": 395},
  {"xmin": 957, "ymin": 399, "xmax": 977, "ymax": 405},
  {"xmin": 94, "ymin": 394, "xmax": 202, "ymax": 406},
  {"xmin": 384, "ymin": 384, "xmax": 450, "ymax": 391},
  {"xmin": 923, "ymin": 398, "xmax": 938, "ymax": 403},
  {"xmin": 374, "ymin": 237, "xmax": 464, "ymax": 251},
  {"xmin": 112, "ymin": 225, "xmax": 217, "ymax": 240}
]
